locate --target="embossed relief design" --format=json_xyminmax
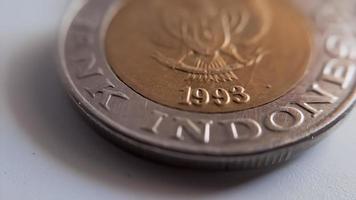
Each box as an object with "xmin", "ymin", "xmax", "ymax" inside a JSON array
[
  {"xmin": 153, "ymin": 1, "xmax": 271, "ymax": 82},
  {"xmin": 106, "ymin": 0, "xmax": 312, "ymax": 113}
]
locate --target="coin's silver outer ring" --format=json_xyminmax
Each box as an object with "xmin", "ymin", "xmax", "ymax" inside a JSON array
[
  {"xmin": 59, "ymin": 0, "xmax": 356, "ymax": 169},
  {"xmin": 72, "ymin": 92, "xmax": 353, "ymax": 169}
]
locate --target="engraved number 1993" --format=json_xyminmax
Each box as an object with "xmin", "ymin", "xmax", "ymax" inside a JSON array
[{"xmin": 180, "ymin": 86, "xmax": 251, "ymax": 106}]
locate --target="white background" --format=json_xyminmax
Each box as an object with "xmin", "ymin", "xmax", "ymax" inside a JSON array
[{"xmin": 0, "ymin": 1, "xmax": 355, "ymax": 200}]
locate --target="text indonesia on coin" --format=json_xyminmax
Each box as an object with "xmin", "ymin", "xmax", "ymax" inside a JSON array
[{"xmin": 60, "ymin": 0, "xmax": 356, "ymax": 169}]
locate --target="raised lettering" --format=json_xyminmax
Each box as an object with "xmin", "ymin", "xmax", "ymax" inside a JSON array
[
  {"xmin": 76, "ymin": 53, "xmax": 104, "ymax": 79},
  {"xmin": 85, "ymin": 79, "xmax": 129, "ymax": 111},
  {"xmin": 265, "ymin": 106, "xmax": 305, "ymax": 132},
  {"xmin": 326, "ymin": 35, "xmax": 356, "ymax": 60},
  {"xmin": 220, "ymin": 119, "xmax": 262, "ymax": 140},
  {"xmin": 174, "ymin": 117, "xmax": 213, "ymax": 144},
  {"xmin": 322, "ymin": 59, "xmax": 356, "ymax": 89},
  {"xmin": 296, "ymin": 83, "xmax": 339, "ymax": 118},
  {"xmin": 143, "ymin": 110, "xmax": 168, "ymax": 134}
]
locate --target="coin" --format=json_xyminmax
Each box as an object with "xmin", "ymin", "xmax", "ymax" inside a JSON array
[{"xmin": 60, "ymin": 0, "xmax": 356, "ymax": 170}]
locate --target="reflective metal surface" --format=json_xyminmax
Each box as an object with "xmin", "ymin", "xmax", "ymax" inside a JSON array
[
  {"xmin": 106, "ymin": 0, "xmax": 312, "ymax": 113},
  {"xmin": 60, "ymin": 0, "xmax": 356, "ymax": 169}
]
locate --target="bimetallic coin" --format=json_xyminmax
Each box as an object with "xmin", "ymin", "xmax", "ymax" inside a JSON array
[{"xmin": 60, "ymin": 0, "xmax": 356, "ymax": 169}]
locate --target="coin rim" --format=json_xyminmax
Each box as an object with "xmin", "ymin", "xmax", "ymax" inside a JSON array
[{"xmin": 59, "ymin": 0, "xmax": 356, "ymax": 161}]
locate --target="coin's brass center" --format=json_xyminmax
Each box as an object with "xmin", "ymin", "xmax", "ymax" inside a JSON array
[{"xmin": 106, "ymin": 0, "xmax": 312, "ymax": 113}]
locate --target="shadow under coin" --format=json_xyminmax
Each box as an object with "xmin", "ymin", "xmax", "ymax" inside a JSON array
[{"xmin": 5, "ymin": 33, "xmax": 285, "ymax": 198}]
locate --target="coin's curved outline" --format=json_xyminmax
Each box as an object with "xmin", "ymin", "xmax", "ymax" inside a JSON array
[
  {"xmin": 72, "ymin": 95, "xmax": 355, "ymax": 169},
  {"xmin": 59, "ymin": 0, "xmax": 356, "ymax": 168}
]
